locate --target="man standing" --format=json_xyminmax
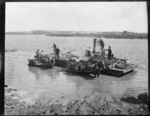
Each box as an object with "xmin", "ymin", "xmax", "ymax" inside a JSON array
[
  {"xmin": 53, "ymin": 43, "xmax": 57, "ymax": 58},
  {"xmin": 36, "ymin": 49, "xmax": 40, "ymax": 61},
  {"xmin": 56, "ymin": 47, "xmax": 60, "ymax": 58},
  {"xmin": 98, "ymin": 38, "xmax": 105, "ymax": 60},
  {"xmin": 88, "ymin": 47, "xmax": 91, "ymax": 56},
  {"xmin": 107, "ymin": 46, "xmax": 112, "ymax": 60},
  {"xmin": 39, "ymin": 50, "xmax": 43, "ymax": 61}
]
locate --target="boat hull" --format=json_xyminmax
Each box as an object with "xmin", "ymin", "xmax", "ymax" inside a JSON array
[
  {"xmin": 54, "ymin": 57, "xmax": 134, "ymax": 77},
  {"xmin": 100, "ymin": 67, "xmax": 134, "ymax": 77},
  {"xmin": 54, "ymin": 58, "xmax": 69, "ymax": 68},
  {"xmin": 28, "ymin": 59, "xmax": 53, "ymax": 68}
]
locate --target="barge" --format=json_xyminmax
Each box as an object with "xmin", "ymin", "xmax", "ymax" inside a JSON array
[
  {"xmin": 54, "ymin": 57, "xmax": 133, "ymax": 77},
  {"xmin": 28, "ymin": 38, "xmax": 134, "ymax": 77}
]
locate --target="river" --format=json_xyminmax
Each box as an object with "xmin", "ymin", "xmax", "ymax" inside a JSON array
[{"xmin": 5, "ymin": 35, "xmax": 148, "ymax": 104}]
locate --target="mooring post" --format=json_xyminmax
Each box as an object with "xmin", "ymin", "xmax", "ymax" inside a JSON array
[{"xmin": 93, "ymin": 38, "xmax": 96, "ymax": 53}]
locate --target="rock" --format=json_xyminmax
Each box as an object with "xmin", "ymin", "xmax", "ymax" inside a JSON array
[
  {"xmin": 121, "ymin": 96, "xmax": 143, "ymax": 104},
  {"xmin": 140, "ymin": 104, "xmax": 148, "ymax": 111},
  {"xmin": 137, "ymin": 92, "xmax": 148, "ymax": 104},
  {"xmin": 121, "ymin": 92, "xmax": 148, "ymax": 105},
  {"xmin": 78, "ymin": 102, "xmax": 93, "ymax": 115}
]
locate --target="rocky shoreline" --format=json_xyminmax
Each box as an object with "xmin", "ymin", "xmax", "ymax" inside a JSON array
[{"xmin": 5, "ymin": 85, "xmax": 148, "ymax": 115}]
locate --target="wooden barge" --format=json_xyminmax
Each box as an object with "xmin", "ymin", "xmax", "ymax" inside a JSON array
[{"xmin": 54, "ymin": 58, "xmax": 133, "ymax": 77}]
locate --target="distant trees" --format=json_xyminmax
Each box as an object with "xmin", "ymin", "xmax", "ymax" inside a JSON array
[{"xmin": 6, "ymin": 30, "xmax": 147, "ymax": 39}]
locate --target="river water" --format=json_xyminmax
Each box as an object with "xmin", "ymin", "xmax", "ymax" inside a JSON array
[{"xmin": 5, "ymin": 35, "xmax": 148, "ymax": 104}]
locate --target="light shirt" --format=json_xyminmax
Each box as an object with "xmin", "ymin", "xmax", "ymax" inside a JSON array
[
  {"xmin": 89, "ymin": 48, "xmax": 91, "ymax": 52},
  {"xmin": 76, "ymin": 58, "xmax": 80, "ymax": 62}
]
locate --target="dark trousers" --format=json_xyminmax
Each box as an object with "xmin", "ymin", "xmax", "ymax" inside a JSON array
[
  {"xmin": 108, "ymin": 54, "xmax": 112, "ymax": 60},
  {"xmin": 56, "ymin": 52, "xmax": 59, "ymax": 58}
]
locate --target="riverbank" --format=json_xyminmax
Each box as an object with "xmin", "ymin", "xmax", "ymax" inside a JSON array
[{"xmin": 5, "ymin": 85, "xmax": 148, "ymax": 115}]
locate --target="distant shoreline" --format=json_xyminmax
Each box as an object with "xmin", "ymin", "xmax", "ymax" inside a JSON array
[{"xmin": 5, "ymin": 30, "xmax": 148, "ymax": 39}]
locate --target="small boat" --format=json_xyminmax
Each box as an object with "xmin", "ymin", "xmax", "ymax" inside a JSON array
[
  {"xmin": 28, "ymin": 54, "xmax": 55, "ymax": 68},
  {"xmin": 28, "ymin": 59, "xmax": 53, "ymax": 68}
]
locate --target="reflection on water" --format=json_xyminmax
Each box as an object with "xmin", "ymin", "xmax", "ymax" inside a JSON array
[
  {"xmin": 5, "ymin": 35, "xmax": 148, "ymax": 102},
  {"xmin": 27, "ymin": 66, "xmax": 94, "ymax": 99}
]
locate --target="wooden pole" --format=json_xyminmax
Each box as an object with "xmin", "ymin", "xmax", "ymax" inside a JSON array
[{"xmin": 93, "ymin": 38, "xmax": 96, "ymax": 53}]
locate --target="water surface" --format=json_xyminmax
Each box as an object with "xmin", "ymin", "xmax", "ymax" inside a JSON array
[{"xmin": 5, "ymin": 35, "xmax": 148, "ymax": 103}]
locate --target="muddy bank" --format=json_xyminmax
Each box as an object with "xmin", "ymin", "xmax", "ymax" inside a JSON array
[{"xmin": 5, "ymin": 85, "xmax": 148, "ymax": 115}]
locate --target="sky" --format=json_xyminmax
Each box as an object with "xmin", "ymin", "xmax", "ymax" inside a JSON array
[{"xmin": 6, "ymin": 2, "xmax": 148, "ymax": 33}]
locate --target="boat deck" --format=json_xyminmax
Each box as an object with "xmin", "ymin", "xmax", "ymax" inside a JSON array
[
  {"xmin": 101, "ymin": 67, "xmax": 133, "ymax": 77},
  {"xmin": 54, "ymin": 58, "xmax": 134, "ymax": 77}
]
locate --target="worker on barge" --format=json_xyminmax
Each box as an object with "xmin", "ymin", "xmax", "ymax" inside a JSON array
[
  {"xmin": 36, "ymin": 49, "xmax": 40, "ymax": 61},
  {"xmin": 39, "ymin": 50, "xmax": 44, "ymax": 62},
  {"xmin": 85, "ymin": 47, "xmax": 92, "ymax": 57},
  {"xmin": 106, "ymin": 46, "xmax": 112, "ymax": 60},
  {"xmin": 52, "ymin": 43, "xmax": 60, "ymax": 58},
  {"xmin": 53, "ymin": 43, "xmax": 57, "ymax": 58},
  {"xmin": 50, "ymin": 56, "xmax": 55, "ymax": 66},
  {"xmin": 75, "ymin": 57, "xmax": 85, "ymax": 71},
  {"xmin": 56, "ymin": 47, "xmax": 60, "ymax": 58}
]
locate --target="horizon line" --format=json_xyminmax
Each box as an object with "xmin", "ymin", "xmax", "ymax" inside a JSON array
[{"xmin": 5, "ymin": 30, "xmax": 148, "ymax": 34}]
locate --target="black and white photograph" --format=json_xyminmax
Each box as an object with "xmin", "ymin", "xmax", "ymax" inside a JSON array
[{"xmin": 4, "ymin": 1, "xmax": 148, "ymax": 115}]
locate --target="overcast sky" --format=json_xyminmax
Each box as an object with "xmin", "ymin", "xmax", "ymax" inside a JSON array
[{"xmin": 6, "ymin": 2, "xmax": 148, "ymax": 33}]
